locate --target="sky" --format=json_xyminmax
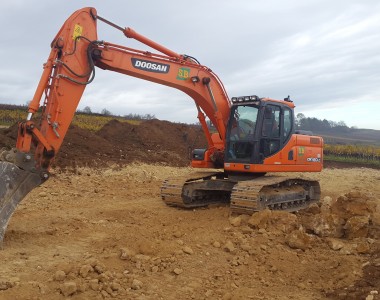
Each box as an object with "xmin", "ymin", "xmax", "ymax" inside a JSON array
[{"xmin": 0, "ymin": 0, "xmax": 379, "ymax": 130}]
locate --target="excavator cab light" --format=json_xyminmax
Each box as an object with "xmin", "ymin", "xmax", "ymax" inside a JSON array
[
  {"xmin": 231, "ymin": 95, "xmax": 261, "ymax": 105},
  {"xmin": 191, "ymin": 76, "xmax": 200, "ymax": 83}
]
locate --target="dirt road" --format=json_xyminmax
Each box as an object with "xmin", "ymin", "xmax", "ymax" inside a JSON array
[{"xmin": 0, "ymin": 164, "xmax": 379, "ymax": 300}]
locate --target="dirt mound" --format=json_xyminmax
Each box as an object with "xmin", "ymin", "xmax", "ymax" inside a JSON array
[
  {"xmin": 236, "ymin": 191, "xmax": 380, "ymax": 299},
  {"xmin": 302, "ymin": 191, "xmax": 380, "ymax": 300},
  {"xmin": 0, "ymin": 119, "xmax": 208, "ymax": 169},
  {"xmin": 95, "ymin": 119, "xmax": 206, "ymax": 167},
  {"xmin": 0, "ymin": 123, "xmax": 18, "ymax": 149}
]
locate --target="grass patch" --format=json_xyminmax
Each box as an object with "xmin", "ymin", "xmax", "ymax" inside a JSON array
[
  {"xmin": 324, "ymin": 155, "xmax": 380, "ymax": 168},
  {"xmin": 0, "ymin": 108, "xmax": 142, "ymax": 131},
  {"xmin": 72, "ymin": 114, "xmax": 141, "ymax": 131}
]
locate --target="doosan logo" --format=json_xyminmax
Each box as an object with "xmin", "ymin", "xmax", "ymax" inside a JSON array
[{"xmin": 131, "ymin": 58, "xmax": 170, "ymax": 73}]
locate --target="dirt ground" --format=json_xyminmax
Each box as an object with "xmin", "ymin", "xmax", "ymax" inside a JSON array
[{"xmin": 0, "ymin": 120, "xmax": 379, "ymax": 300}]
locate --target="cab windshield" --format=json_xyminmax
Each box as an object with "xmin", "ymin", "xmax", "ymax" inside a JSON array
[{"xmin": 226, "ymin": 105, "xmax": 259, "ymax": 162}]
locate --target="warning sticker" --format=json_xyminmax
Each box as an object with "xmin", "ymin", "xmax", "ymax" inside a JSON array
[
  {"xmin": 298, "ymin": 146, "xmax": 305, "ymax": 156},
  {"xmin": 73, "ymin": 24, "xmax": 83, "ymax": 40}
]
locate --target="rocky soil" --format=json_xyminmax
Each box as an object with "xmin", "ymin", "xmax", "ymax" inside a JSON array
[{"xmin": 0, "ymin": 120, "xmax": 379, "ymax": 299}]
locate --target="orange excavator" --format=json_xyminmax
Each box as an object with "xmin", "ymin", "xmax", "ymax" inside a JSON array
[{"xmin": 0, "ymin": 7, "xmax": 323, "ymax": 243}]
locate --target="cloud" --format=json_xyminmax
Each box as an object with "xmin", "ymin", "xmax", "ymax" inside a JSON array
[{"xmin": 0, "ymin": 0, "xmax": 379, "ymax": 129}]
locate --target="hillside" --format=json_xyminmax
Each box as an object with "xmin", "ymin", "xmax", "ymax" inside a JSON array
[
  {"xmin": 1, "ymin": 104, "xmax": 380, "ymax": 146},
  {"xmin": 313, "ymin": 128, "xmax": 380, "ymax": 146},
  {"xmin": 296, "ymin": 114, "xmax": 380, "ymax": 145}
]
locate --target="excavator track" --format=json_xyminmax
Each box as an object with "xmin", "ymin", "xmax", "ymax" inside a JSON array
[
  {"xmin": 230, "ymin": 176, "xmax": 321, "ymax": 214},
  {"xmin": 161, "ymin": 172, "xmax": 320, "ymax": 214},
  {"xmin": 161, "ymin": 171, "xmax": 236, "ymax": 208}
]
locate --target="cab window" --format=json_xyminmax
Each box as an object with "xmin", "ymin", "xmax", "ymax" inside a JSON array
[
  {"xmin": 283, "ymin": 107, "xmax": 292, "ymax": 140},
  {"xmin": 261, "ymin": 105, "xmax": 281, "ymax": 157}
]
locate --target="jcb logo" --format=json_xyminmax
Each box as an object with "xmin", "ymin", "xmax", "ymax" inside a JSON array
[{"xmin": 176, "ymin": 68, "xmax": 190, "ymax": 80}]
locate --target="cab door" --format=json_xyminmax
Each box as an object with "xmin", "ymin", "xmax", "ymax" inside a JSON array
[
  {"xmin": 259, "ymin": 104, "xmax": 294, "ymax": 160},
  {"xmin": 260, "ymin": 105, "xmax": 281, "ymax": 158}
]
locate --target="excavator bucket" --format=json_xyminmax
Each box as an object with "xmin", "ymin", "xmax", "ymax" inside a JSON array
[{"xmin": 0, "ymin": 161, "xmax": 42, "ymax": 244}]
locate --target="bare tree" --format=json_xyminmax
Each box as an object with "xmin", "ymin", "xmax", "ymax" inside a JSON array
[
  {"xmin": 101, "ymin": 108, "xmax": 112, "ymax": 116},
  {"xmin": 83, "ymin": 106, "xmax": 92, "ymax": 114}
]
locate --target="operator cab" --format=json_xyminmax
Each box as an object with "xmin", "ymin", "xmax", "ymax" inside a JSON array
[{"xmin": 225, "ymin": 95, "xmax": 294, "ymax": 164}]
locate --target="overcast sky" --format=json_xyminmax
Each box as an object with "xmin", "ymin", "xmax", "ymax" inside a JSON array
[{"xmin": 1, "ymin": 1, "xmax": 379, "ymax": 130}]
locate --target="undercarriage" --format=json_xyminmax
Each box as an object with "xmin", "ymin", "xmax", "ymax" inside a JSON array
[{"xmin": 161, "ymin": 171, "xmax": 320, "ymax": 214}]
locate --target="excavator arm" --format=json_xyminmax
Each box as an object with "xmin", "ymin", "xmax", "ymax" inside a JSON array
[
  {"xmin": 19, "ymin": 7, "xmax": 231, "ymax": 170},
  {"xmin": 0, "ymin": 7, "xmax": 231, "ymax": 243}
]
